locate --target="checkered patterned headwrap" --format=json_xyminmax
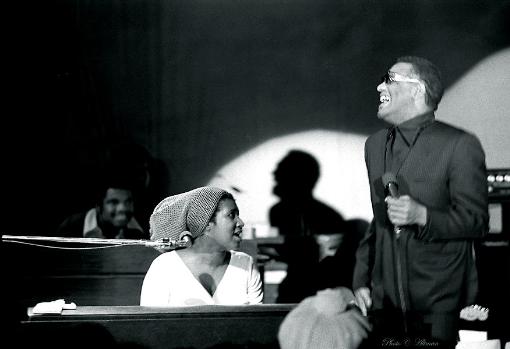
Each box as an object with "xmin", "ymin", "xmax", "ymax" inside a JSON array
[{"xmin": 149, "ymin": 186, "xmax": 230, "ymax": 241}]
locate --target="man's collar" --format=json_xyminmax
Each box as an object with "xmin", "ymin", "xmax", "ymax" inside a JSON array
[
  {"xmin": 83, "ymin": 208, "xmax": 143, "ymax": 238},
  {"xmin": 386, "ymin": 111, "xmax": 434, "ymax": 147},
  {"xmin": 398, "ymin": 111, "xmax": 435, "ymax": 130}
]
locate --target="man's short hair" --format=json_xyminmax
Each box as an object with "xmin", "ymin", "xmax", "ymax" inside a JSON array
[
  {"xmin": 94, "ymin": 176, "xmax": 134, "ymax": 207},
  {"xmin": 396, "ymin": 56, "xmax": 444, "ymax": 110}
]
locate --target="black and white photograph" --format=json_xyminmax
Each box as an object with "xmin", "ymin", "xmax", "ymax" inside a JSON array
[{"xmin": 2, "ymin": 1, "xmax": 509, "ymax": 348}]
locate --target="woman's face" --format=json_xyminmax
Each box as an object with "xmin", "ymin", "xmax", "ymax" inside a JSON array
[{"xmin": 207, "ymin": 198, "xmax": 244, "ymax": 250}]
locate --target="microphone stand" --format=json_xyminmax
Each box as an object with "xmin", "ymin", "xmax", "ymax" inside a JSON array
[{"xmin": 1, "ymin": 235, "xmax": 188, "ymax": 250}]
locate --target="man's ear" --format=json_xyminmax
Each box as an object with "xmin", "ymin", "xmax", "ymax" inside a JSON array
[
  {"xmin": 413, "ymin": 84, "xmax": 426, "ymax": 104},
  {"xmin": 412, "ymin": 84, "xmax": 422, "ymax": 97}
]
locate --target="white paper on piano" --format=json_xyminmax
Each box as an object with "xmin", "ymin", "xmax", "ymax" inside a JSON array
[
  {"xmin": 458, "ymin": 330, "xmax": 488, "ymax": 342},
  {"xmin": 32, "ymin": 299, "xmax": 77, "ymax": 314},
  {"xmin": 455, "ymin": 339, "xmax": 501, "ymax": 349}
]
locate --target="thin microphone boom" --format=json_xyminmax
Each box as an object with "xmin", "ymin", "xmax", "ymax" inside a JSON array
[{"xmin": 1, "ymin": 234, "xmax": 192, "ymax": 250}]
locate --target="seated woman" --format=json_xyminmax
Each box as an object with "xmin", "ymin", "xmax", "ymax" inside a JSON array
[{"xmin": 140, "ymin": 186, "xmax": 263, "ymax": 306}]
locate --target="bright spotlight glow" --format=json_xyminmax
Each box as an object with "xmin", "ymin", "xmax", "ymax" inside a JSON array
[
  {"xmin": 436, "ymin": 48, "xmax": 510, "ymax": 168},
  {"xmin": 207, "ymin": 129, "xmax": 372, "ymax": 235},
  {"xmin": 207, "ymin": 49, "xmax": 510, "ymax": 236}
]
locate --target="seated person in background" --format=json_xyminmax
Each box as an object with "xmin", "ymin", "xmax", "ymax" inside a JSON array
[
  {"xmin": 278, "ymin": 287, "xmax": 372, "ymax": 349},
  {"xmin": 56, "ymin": 178, "xmax": 147, "ymax": 239},
  {"xmin": 140, "ymin": 186, "xmax": 263, "ymax": 306}
]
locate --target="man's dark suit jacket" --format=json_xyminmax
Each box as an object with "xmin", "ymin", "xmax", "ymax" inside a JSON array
[{"xmin": 353, "ymin": 118, "xmax": 489, "ymax": 341}]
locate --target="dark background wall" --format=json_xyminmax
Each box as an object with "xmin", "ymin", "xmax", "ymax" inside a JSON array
[{"xmin": 4, "ymin": 0, "xmax": 510, "ymax": 235}]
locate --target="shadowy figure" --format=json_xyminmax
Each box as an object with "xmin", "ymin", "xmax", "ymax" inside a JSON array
[
  {"xmin": 269, "ymin": 150, "xmax": 348, "ymax": 303},
  {"xmin": 270, "ymin": 150, "xmax": 345, "ymax": 237}
]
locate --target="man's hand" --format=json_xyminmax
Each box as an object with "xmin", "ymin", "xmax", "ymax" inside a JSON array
[
  {"xmin": 354, "ymin": 287, "xmax": 372, "ymax": 316},
  {"xmin": 385, "ymin": 195, "xmax": 427, "ymax": 227}
]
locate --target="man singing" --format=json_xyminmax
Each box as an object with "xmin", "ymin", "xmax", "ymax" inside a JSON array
[{"xmin": 353, "ymin": 56, "xmax": 489, "ymax": 347}]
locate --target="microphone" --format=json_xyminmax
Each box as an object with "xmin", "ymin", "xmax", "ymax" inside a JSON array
[
  {"xmin": 145, "ymin": 231, "xmax": 193, "ymax": 251},
  {"xmin": 178, "ymin": 231, "xmax": 193, "ymax": 248},
  {"xmin": 382, "ymin": 172, "xmax": 399, "ymax": 198},
  {"xmin": 382, "ymin": 172, "xmax": 402, "ymax": 236}
]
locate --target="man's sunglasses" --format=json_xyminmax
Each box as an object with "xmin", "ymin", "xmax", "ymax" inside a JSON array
[{"xmin": 381, "ymin": 71, "xmax": 425, "ymax": 88}]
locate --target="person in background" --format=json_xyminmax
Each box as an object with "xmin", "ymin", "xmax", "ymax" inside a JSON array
[
  {"xmin": 278, "ymin": 287, "xmax": 371, "ymax": 349},
  {"xmin": 105, "ymin": 141, "xmax": 169, "ymax": 234},
  {"xmin": 140, "ymin": 186, "xmax": 263, "ymax": 306},
  {"xmin": 353, "ymin": 56, "xmax": 489, "ymax": 347},
  {"xmin": 269, "ymin": 150, "xmax": 347, "ymax": 303},
  {"xmin": 56, "ymin": 177, "xmax": 147, "ymax": 239}
]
